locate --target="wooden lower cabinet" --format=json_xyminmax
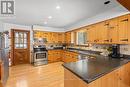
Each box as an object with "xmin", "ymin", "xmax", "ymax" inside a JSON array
[
  {"xmin": 48, "ymin": 50, "xmax": 78, "ymax": 63},
  {"xmin": 48, "ymin": 50, "xmax": 62, "ymax": 63},
  {"xmin": 62, "ymin": 51, "xmax": 78, "ymax": 63},
  {"xmin": 64, "ymin": 62, "xmax": 130, "ymax": 87}
]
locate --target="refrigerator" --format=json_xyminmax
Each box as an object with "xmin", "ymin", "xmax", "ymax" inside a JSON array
[{"xmin": 0, "ymin": 31, "xmax": 9, "ymax": 86}]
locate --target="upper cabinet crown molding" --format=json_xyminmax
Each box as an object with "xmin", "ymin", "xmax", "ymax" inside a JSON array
[{"xmin": 117, "ymin": 0, "xmax": 130, "ymax": 11}]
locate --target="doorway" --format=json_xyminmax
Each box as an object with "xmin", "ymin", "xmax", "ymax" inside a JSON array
[{"xmin": 11, "ymin": 29, "xmax": 30, "ymax": 65}]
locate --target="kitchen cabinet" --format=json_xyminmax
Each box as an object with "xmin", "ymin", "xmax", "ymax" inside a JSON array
[
  {"xmin": 118, "ymin": 14, "xmax": 130, "ymax": 44},
  {"xmin": 57, "ymin": 33, "xmax": 65, "ymax": 43},
  {"xmin": 101, "ymin": 20, "xmax": 117, "ymax": 44},
  {"xmin": 64, "ymin": 62, "xmax": 130, "ymax": 87},
  {"xmin": 95, "ymin": 23, "xmax": 104, "ymax": 44},
  {"xmin": 33, "ymin": 31, "xmax": 65, "ymax": 43},
  {"xmin": 48, "ymin": 50, "xmax": 78, "ymax": 63},
  {"xmin": 87, "ymin": 26, "xmax": 96, "ymax": 43},
  {"xmin": 63, "ymin": 51, "xmax": 78, "ymax": 63},
  {"xmin": 102, "ymin": 21, "xmax": 109, "ymax": 44},
  {"xmin": 77, "ymin": 14, "xmax": 130, "ymax": 44},
  {"xmin": 65, "ymin": 32, "xmax": 71, "ymax": 44},
  {"xmin": 48, "ymin": 50, "xmax": 62, "ymax": 63},
  {"xmin": 108, "ymin": 18, "xmax": 118, "ymax": 44}
]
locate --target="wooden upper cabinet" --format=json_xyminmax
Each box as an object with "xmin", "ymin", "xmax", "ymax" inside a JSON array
[
  {"xmin": 95, "ymin": 23, "xmax": 104, "ymax": 44},
  {"xmin": 99, "ymin": 21, "xmax": 109, "ymax": 44},
  {"xmin": 118, "ymin": 14, "xmax": 130, "ymax": 44},
  {"xmin": 117, "ymin": 0, "xmax": 130, "ymax": 11},
  {"xmin": 108, "ymin": 18, "xmax": 119, "ymax": 44},
  {"xmin": 65, "ymin": 32, "xmax": 71, "ymax": 44},
  {"xmin": 87, "ymin": 26, "xmax": 96, "ymax": 43},
  {"xmin": 33, "ymin": 31, "xmax": 65, "ymax": 43}
]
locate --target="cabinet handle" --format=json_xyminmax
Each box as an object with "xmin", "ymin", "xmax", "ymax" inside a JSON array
[
  {"xmin": 109, "ymin": 26, "xmax": 114, "ymax": 29},
  {"xmin": 104, "ymin": 40, "xmax": 109, "ymax": 42},
  {"xmin": 104, "ymin": 23, "xmax": 109, "ymax": 26},
  {"xmin": 120, "ymin": 39, "xmax": 128, "ymax": 42},
  {"xmin": 121, "ymin": 19, "xmax": 128, "ymax": 22}
]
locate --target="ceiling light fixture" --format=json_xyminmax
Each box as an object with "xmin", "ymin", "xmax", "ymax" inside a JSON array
[
  {"xmin": 56, "ymin": 5, "xmax": 61, "ymax": 10},
  {"xmin": 48, "ymin": 16, "xmax": 52, "ymax": 19},
  {"xmin": 44, "ymin": 22, "xmax": 47, "ymax": 24},
  {"xmin": 104, "ymin": 1, "xmax": 111, "ymax": 5}
]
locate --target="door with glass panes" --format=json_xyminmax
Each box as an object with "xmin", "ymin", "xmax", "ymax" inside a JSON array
[{"xmin": 11, "ymin": 29, "xmax": 30, "ymax": 65}]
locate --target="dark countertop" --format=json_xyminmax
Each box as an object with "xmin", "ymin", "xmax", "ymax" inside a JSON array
[
  {"xmin": 47, "ymin": 47, "xmax": 101, "ymax": 55},
  {"xmin": 63, "ymin": 55, "xmax": 130, "ymax": 83}
]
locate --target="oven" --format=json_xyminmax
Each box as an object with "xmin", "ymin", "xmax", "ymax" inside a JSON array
[
  {"xmin": 34, "ymin": 51, "xmax": 48, "ymax": 62},
  {"xmin": 33, "ymin": 45, "xmax": 48, "ymax": 66}
]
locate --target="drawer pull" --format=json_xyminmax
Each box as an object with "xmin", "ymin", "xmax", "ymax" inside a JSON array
[
  {"xmin": 104, "ymin": 40, "xmax": 109, "ymax": 42},
  {"xmin": 121, "ymin": 19, "xmax": 128, "ymax": 22},
  {"xmin": 120, "ymin": 39, "xmax": 128, "ymax": 41}
]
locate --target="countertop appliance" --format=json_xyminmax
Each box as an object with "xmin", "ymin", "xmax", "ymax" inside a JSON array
[
  {"xmin": 109, "ymin": 44, "xmax": 123, "ymax": 58},
  {"xmin": 33, "ymin": 45, "xmax": 48, "ymax": 66}
]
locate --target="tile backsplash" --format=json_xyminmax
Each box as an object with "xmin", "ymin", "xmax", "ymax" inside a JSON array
[
  {"xmin": 120, "ymin": 45, "xmax": 130, "ymax": 55},
  {"xmin": 69, "ymin": 44, "xmax": 130, "ymax": 55}
]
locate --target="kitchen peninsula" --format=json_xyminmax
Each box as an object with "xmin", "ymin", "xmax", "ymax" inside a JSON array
[{"xmin": 63, "ymin": 56, "xmax": 130, "ymax": 87}]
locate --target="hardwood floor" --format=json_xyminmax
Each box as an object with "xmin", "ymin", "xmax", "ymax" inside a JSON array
[{"xmin": 5, "ymin": 62, "xmax": 64, "ymax": 87}]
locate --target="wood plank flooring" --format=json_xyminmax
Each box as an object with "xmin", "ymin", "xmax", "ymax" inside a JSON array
[{"xmin": 5, "ymin": 62, "xmax": 64, "ymax": 87}]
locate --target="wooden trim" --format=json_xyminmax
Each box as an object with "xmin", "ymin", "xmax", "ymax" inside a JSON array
[
  {"xmin": 117, "ymin": 0, "xmax": 130, "ymax": 11},
  {"xmin": 11, "ymin": 29, "xmax": 14, "ymax": 65}
]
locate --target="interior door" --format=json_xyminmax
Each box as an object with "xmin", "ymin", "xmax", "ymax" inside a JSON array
[{"xmin": 11, "ymin": 29, "xmax": 30, "ymax": 65}]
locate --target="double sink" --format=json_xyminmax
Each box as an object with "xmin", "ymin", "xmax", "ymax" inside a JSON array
[{"xmin": 67, "ymin": 48, "xmax": 101, "ymax": 60}]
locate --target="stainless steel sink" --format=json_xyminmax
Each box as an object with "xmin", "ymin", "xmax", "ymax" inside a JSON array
[{"xmin": 78, "ymin": 54, "xmax": 97, "ymax": 60}]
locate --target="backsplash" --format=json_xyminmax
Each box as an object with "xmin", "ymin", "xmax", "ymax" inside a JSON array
[
  {"xmin": 45, "ymin": 43, "xmax": 130, "ymax": 55},
  {"xmin": 120, "ymin": 45, "xmax": 130, "ymax": 55},
  {"xmin": 68, "ymin": 44, "xmax": 130, "ymax": 55}
]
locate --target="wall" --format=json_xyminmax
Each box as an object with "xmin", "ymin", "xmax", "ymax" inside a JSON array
[
  {"xmin": 65, "ymin": 5, "xmax": 130, "ymax": 31},
  {"xmin": 120, "ymin": 45, "xmax": 130, "ymax": 55},
  {"xmin": 33, "ymin": 25, "xmax": 65, "ymax": 32},
  {"xmin": 0, "ymin": 21, "xmax": 4, "ymax": 32},
  {"xmin": 3, "ymin": 23, "xmax": 31, "ymax": 31}
]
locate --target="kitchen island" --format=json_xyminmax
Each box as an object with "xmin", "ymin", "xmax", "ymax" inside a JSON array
[{"xmin": 63, "ymin": 56, "xmax": 130, "ymax": 87}]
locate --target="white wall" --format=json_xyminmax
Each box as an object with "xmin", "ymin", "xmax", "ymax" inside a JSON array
[
  {"xmin": 3, "ymin": 23, "xmax": 31, "ymax": 31},
  {"xmin": 33, "ymin": 25, "xmax": 65, "ymax": 32},
  {"xmin": 0, "ymin": 21, "xmax": 4, "ymax": 32},
  {"xmin": 65, "ymin": 5, "xmax": 130, "ymax": 31}
]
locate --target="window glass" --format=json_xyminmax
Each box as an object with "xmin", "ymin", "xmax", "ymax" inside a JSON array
[
  {"xmin": 77, "ymin": 32, "xmax": 87, "ymax": 45},
  {"xmin": 14, "ymin": 32, "xmax": 28, "ymax": 49}
]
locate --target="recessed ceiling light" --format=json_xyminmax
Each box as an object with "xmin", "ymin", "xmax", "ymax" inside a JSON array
[
  {"xmin": 104, "ymin": 1, "xmax": 111, "ymax": 5},
  {"xmin": 48, "ymin": 16, "xmax": 52, "ymax": 19},
  {"xmin": 56, "ymin": 5, "xmax": 61, "ymax": 10},
  {"xmin": 44, "ymin": 22, "xmax": 47, "ymax": 24}
]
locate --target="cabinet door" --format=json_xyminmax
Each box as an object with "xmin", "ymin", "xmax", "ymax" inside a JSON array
[
  {"xmin": 118, "ymin": 15, "xmax": 129, "ymax": 44},
  {"xmin": 87, "ymin": 26, "xmax": 96, "ymax": 43},
  {"xmin": 95, "ymin": 23, "xmax": 104, "ymax": 44},
  {"xmin": 101, "ymin": 21, "xmax": 110, "ymax": 44},
  {"xmin": 108, "ymin": 18, "xmax": 118, "ymax": 44},
  {"xmin": 65, "ymin": 32, "xmax": 71, "ymax": 44}
]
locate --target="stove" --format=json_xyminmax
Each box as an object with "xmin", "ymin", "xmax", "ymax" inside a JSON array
[{"xmin": 33, "ymin": 45, "xmax": 48, "ymax": 66}]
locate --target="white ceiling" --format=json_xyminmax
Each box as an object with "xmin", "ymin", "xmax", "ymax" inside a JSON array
[{"xmin": 0, "ymin": 0, "xmax": 124, "ymax": 29}]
